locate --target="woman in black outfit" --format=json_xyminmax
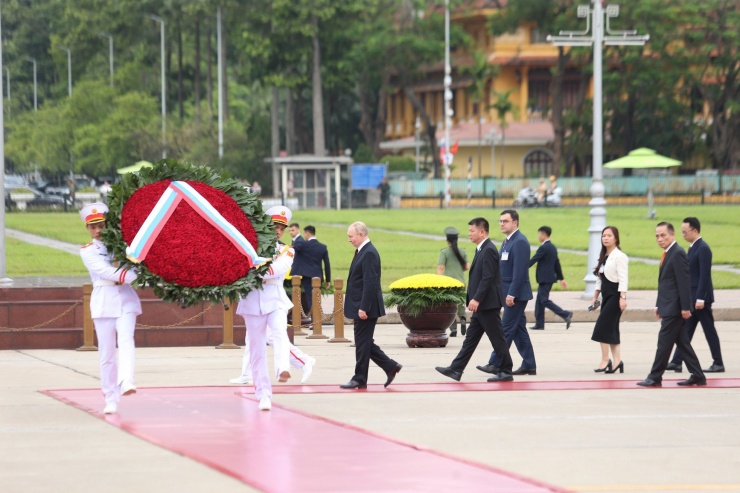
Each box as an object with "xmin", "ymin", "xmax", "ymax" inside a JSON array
[{"xmin": 590, "ymin": 226, "xmax": 629, "ymax": 373}]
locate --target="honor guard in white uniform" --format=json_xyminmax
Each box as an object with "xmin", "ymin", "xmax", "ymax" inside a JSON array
[
  {"xmin": 234, "ymin": 206, "xmax": 315, "ymax": 411},
  {"xmin": 79, "ymin": 203, "xmax": 141, "ymax": 414}
]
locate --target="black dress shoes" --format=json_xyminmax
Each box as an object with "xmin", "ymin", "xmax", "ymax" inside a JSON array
[
  {"xmin": 384, "ymin": 364, "xmax": 402, "ymax": 388},
  {"xmin": 636, "ymin": 378, "xmax": 662, "ymax": 387},
  {"xmin": 677, "ymin": 374, "xmax": 707, "ymax": 386},
  {"xmin": 665, "ymin": 362, "xmax": 683, "ymax": 372},
  {"xmin": 528, "ymin": 325, "xmax": 544, "ymax": 330},
  {"xmin": 565, "ymin": 312, "xmax": 573, "ymax": 330},
  {"xmin": 476, "ymin": 364, "xmax": 499, "ymax": 374},
  {"xmin": 340, "ymin": 380, "xmax": 367, "ymax": 389},
  {"xmin": 704, "ymin": 364, "xmax": 725, "ymax": 373},
  {"xmin": 435, "ymin": 366, "xmax": 462, "ymax": 382},
  {"xmin": 512, "ymin": 366, "xmax": 536, "ymax": 376},
  {"xmin": 487, "ymin": 372, "xmax": 514, "ymax": 382}
]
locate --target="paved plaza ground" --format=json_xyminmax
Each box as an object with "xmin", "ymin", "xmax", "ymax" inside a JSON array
[{"xmin": 1, "ymin": 312, "xmax": 739, "ymax": 492}]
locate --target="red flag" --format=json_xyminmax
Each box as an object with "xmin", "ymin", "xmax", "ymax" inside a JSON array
[{"xmin": 450, "ymin": 141, "xmax": 459, "ymax": 154}]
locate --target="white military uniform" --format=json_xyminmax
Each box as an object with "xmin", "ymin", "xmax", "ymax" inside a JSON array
[
  {"xmin": 236, "ymin": 241, "xmax": 294, "ymax": 403},
  {"xmin": 233, "ymin": 243, "xmax": 315, "ymax": 384},
  {"xmin": 79, "ymin": 203, "xmax": 141, "ymax": 412}
]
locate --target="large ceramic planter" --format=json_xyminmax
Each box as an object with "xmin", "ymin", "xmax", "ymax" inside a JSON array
[{"xmin": 399, "ymin": 302, "xmax": 456, "ymax": 348}]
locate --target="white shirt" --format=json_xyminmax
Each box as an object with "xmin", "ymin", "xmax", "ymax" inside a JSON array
[
  {"xmin": 236, "ymin": 242, "xmax": 294, "ymax": 316},
  {"xmin": 595, "ymin": 247, "xmax": 629, "ymax": 293},
  {"xmin": 80, "ymin": 239, "xmax": 141, "ymax": 319}
]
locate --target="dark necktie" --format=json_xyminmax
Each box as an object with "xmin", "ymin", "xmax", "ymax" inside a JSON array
[{"xmin": 354, "ymin": 249, "xmax": 358, "ymax": 257}]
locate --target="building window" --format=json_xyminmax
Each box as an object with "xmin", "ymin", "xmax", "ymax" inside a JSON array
[
  {"xmin": 523, "ymin": 149, "xmax": 555, "ymax": 177},
  {"xmin": 530, "ymin": 27, "xmax": 548, "ymax": 44}
]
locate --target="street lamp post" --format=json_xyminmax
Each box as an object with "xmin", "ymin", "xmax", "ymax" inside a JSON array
[
  {"xmin": 99, "ymin": 32, "xmax": 114, "ymax": 86},
  {"xmin": 4, "ymin": 67, "xmax": 9, "ymax": 121},
  {"xmin": 58, "ymin": 46, "xmax": 72, "ymax": 96},
  {"xmin": 216, "ymin": 6, "xmax": 224, "ymax": 159},
  {"xmin": 24, "ymin": 57, "xmax": 37, "ymax": 111},
  {"xmin": 149, "ymin": 14, "xmax": 167, "ymax": 159},
  {"xmin": 548, "ymin": 1, "xmax": 649, "ymax": 298},
  {"xmin": 442, "ymin": 0, "xmax": 452, "ymax": 208},
  {"xmin": 414, "ymin": 115, "xmax": 421, "ymax": 173},
  {"xmin": 0, "ymin": 5, "xmax": 11, "ymax": 283}
]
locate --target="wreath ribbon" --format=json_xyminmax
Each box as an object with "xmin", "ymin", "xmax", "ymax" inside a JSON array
[{"xmin": 125, "ymin": 180, "xmax": 268, "ymax": 268}]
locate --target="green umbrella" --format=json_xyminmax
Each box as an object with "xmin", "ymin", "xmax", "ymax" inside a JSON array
[
  {"xmin": 117, "ymin": 160, "xmax": 153, "ymax": 175},
  {"xmin": 604, "ymin": 148, "xmax": 681, "ymax": 168},
  {"xmin": 604, "ymin": 148, "xmax": 681, "ymax": 219}
]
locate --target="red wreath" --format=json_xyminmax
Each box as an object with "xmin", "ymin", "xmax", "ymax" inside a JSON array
[{"xmin": 120, "ymin": 180, "xmax": 258, "ymax": 287}]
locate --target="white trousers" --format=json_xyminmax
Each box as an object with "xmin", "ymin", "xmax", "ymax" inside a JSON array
[
  {"xmin": 93, "ymin": 312, "xmax": 137, "ymax": 405},
  {"xmin": 238, "ymin": 310, "xmax": 309, "ymax": 380},
  {"xmin": 242, "ymin": 310, "xmax": 291, "ymax": 400}
]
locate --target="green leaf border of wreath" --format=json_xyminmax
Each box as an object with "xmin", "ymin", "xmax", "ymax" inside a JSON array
[{"xmin": 102, "ymin": 159, "xmax": 276, "ymax": 308}]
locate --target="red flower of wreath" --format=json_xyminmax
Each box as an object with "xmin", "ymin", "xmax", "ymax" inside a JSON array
[{"xmin": 103, "ymin": 160, "xmax": 275, "ymax": 307}]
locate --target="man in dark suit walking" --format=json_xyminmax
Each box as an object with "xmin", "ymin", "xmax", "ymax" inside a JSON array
[
  {"xmin": 666, "ymin": 217, "xmax": 724, "ymax": 373},
  {"xmin": 528, "ymin": 226, "xmax": 572, "ymax": 330},
  {"xmin": 638, "ymin": 222, "xmax": 706, "ymax": 387},
  {"xmin": 478, "ymin": 209, "xmax": 536, "ymax": 376},
  {"xmin": 291, "ymin": 225, "xmax": 331, "ymax": 314},
  {"xmin": 435, "ymin": 217, "xmax": 514, "ymax": 383},
  {"xmin": 340, "ymin": 221, "xmax": 402, "ymax": 389}
]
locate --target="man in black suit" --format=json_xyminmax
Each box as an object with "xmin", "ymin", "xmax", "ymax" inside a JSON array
[
  {"xmin": 435, "ymin": 217, "xmax": 513, "ymax": 383},
  {"xmin": 638, "ymin": 222, "xmax": 706, "ymax": 387},
  {"xmin": 288, "ymin": 222, "xmax": 304, "ymax": 245},
  {"xmin": 479, "ymin": 209, "xmax": 536, "ymax": 376},
  {"xmin": 340, "ymin": 221, "xmax": 402, "ymax": 389},
  {"xmin": 291, "ymin": 225, "xmax": 331, "ymax": 313},
  {"xmin": 528, "ymin": 226, "xmax": 572, "ymax": 330},
  {"xmin": 666, "ymin": 217, "xmax": 724, "ymax": 373}
]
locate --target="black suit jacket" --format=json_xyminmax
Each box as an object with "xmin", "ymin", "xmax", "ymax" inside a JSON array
[
  {"xmin": 467, "ymin": 238, "xmax": 505, "ymax": 310},
  {"xmin": 656, "ymin": 243, "xmax": 692, "ymax": 317},
  {"xmin": 529, "ymin": 240, "xmax": 564, "ymax": 284},
  {"xmin": 292, "ymin": 238, "xmax": 331, "ymax": 282},
  {"xmin": 344, "ymin": 242, "xmax": 385, "ymax": 319},
  {"xmin": 688, "ymin": 238, "xmax": 714, "ymax": 304}
]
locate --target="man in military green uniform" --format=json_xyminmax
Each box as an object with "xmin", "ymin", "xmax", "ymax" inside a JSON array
[{"xmin": 437, "ymin": 226, "xmax": 470, "ymax": 336}]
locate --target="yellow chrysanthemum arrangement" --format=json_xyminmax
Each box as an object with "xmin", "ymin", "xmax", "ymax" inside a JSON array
[{"xmin": 385, "ymin": 274, "xmax": 466, "ymax": 317}]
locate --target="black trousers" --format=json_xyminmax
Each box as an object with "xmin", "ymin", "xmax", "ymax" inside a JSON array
[
  {"xmin": 648, "ymin": 314, "xmax": 705, "ymax": 382},
  {"xmin": 670, "ymin": 304, "xmax": 723, "ymax": 366},
  {"xmin": 534, "ymin": 283, "xmax": 569, "ymax": 327},
  {"xmin": 352, "ymin": 317, "xmax": 397, "ymax": 385},
  {"xmin": 450, "ymin": 308, "xmax": 513, "ymax": 374},
  {"xmin": 301, "ymin": 277, "xmax": 314, "ymax": 313}
]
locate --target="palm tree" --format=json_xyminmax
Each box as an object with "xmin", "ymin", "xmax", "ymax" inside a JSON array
[
  {"xmin": 460, "ymin": 50, "xmax": 499, "ymax": 177},
  {"xmin": 490, "ymin": 89, "xmax": 516, "ymax": 178}
]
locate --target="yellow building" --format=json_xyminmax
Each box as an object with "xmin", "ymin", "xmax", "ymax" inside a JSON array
[{"xmin": 380, "ymin": 6, "xmax": 584, "ymax": 179}]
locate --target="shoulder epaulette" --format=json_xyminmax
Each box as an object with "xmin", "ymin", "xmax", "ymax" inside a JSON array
[{"xmin": 81, "ymin": 241, "xmax": 94, "ymax": 249}]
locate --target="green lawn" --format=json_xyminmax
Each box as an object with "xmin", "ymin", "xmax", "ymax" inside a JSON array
[{"xmin": 5, "ymin": 205, "xmax": 740, "ymax": 290}]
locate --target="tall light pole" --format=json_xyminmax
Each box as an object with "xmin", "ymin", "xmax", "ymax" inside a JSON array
[
  {"xmin": 58, "ymin": 46, "xmax": 72, "ymax": 96},
  {"xmin": 149, "ymin": 14, "xmax": 166, "ymax": 159},
  {"xmin": 4, "ymin": 67, "xmax": 9, "ymax": 121},
  {"xmin": 548, "ymin": 2, "xmax": 649, "ymax": 297},
  {"xmin": 24, "ymin": 56, "xmax": 37, "ymax": 111},
  {"xmin": 414, "ymin": 115, "xmax": 421, "ymax": 173},
  {"xmin": 99, "ymin": 32, "xmax": 114, "ymax": 86},
  {"xmin": 1, "ymin": 4, "xmax": 11, "ymax": 283},
  {"xmin": 216, "ymin": 6, "xmax": 224, "ymax": 159},
  {"xmin": 442, "ymin": 0, "xmax": 452, "ymax": 208}
]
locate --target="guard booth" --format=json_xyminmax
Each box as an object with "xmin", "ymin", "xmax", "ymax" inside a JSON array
[{"xmin": 266, "ymin": 155, "xmax": 353, "ymax": 210}]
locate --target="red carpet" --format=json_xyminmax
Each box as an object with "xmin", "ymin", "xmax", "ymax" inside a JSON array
[
  {"xmin": 44, "ymin": 386, "xmax": 568, "ymax": 493},
  {"xmin": 264, "ymin": 378, "xmax": 740, "ymax": 394}
]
